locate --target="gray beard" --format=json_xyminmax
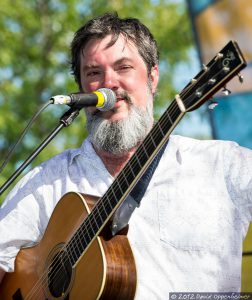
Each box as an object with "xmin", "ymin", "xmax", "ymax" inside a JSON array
[{"xmin": 85, "ymin": 99, "xmax": 153, "ymax": 155}]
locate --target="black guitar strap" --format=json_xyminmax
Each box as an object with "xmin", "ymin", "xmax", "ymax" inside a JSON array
[{"xmin": 111, "ymin": 141, "xmax": 168, "ymax": 235}]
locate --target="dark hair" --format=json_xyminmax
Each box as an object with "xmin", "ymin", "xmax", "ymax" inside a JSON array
[{"xmin": 70, "ymin": 12, "xmax": 159, "ymax": 88}]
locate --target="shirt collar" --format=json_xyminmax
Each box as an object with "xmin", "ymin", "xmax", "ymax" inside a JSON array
[{"xmin": 69, "ymin": 136, "xmax": 113, "ymax": 179}]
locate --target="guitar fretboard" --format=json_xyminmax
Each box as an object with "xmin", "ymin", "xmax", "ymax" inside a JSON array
[
  {"xmin": 65, "ymin": 40, "xmax": 247, "ymax": 265},
  {"xmin": 66, "ymin": 100, "xmax": 183, "ymax": 266}
]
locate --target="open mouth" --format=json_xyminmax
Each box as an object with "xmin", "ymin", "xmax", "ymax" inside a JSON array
[{"xmin": 116, "ymin": 97, "xmax": 125, "ymax": 102}]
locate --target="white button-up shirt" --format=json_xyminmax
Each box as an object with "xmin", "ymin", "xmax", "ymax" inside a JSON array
[{"xmin": 0, "ymin": 135, "xmax": 252, "ymax": 299}]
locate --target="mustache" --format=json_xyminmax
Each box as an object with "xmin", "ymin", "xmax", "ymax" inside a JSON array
[{"xmin": 115, "ymin": 90, "xmax": 132, "ymax": 104}]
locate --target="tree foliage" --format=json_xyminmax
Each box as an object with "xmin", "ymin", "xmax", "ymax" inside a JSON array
[{"xmin": 0, "ymin": 0, "xmax": 193, "ymax": 200}]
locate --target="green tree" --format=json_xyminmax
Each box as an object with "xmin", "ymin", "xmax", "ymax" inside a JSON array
[{"xmin": 0, "ymin": 0, "xmax": 193, "ymax": 201}]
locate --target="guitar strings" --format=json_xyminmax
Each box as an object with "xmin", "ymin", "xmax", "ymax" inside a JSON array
[{"xmin": 25, "ymin": 57, "xmax": 225, "ymax": 299}]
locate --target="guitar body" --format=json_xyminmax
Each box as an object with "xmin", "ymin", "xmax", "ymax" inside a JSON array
[{"xmin": 0, "ymin": 192, "xmax": 136, "ymax": 300}]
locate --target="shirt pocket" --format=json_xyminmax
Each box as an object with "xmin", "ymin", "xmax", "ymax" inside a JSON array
[{"xmin": 157, "ymin": 189, "xmax": 241, "ymax": 252}]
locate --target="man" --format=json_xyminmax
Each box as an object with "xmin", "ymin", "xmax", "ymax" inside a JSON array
[{"xmin": 0, "ymin": 12, "xmax": 252, "ymax": 299}]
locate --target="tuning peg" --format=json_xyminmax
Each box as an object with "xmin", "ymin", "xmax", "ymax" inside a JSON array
[
  {"xmin": 208, "ymin": 78, "xmax": 216, "ymax": 85},
  {"xmin": 215, "ymin": 53, "xmax": 224, "ymax": 60},
  {"xmin": 202, "ymin": 64, "xmax": 208, "ymax": 71},
  {"xmin": 222, "ymin": 86, "xmax": 231, "ymax": 96},
  {"xmin": 238, "ymin": 73, "xmax": 244, "ymax": 83},
  {"xmin": 223, "ymin": 66, "xmax": 230, "ymax": 73},
  {"xmin": 208, "ymin": 100, "xmax": 218, "ymax": 110}
]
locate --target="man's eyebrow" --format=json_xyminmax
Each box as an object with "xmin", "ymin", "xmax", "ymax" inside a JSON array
[
  {"xmin": 114, "ymin": 57, "xmax": 134, "ymax": 65},
  {"xmin": 82, "ymin": 64, "xmax": 100, "ymax": 72},
  {"xmin": 83, "ymin": 57, "xmax": 134, "ymax": 71}
]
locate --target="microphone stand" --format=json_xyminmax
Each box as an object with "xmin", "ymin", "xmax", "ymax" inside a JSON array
[{"xmin": 0, "ymin": 106, "xmax": 81, "ymax": 196}]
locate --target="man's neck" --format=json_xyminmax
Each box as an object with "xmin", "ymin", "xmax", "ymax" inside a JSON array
[{"xmin": 94, "ymin": 146, "xmax": 137, "ymax": 177}]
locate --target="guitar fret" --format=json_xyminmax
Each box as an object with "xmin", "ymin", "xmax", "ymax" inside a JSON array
[
  {"xmin": 101, "ymin": 206, "xmax": 109, "ymax": 222},
  {"xmin": 157, "ymin": 121, "xmax": 165, "ymax": 137},
  {"xmin": 66, "ymin": 249, "xmax": 75, "ymax": 267},
  {"xmin": 65, "ymin": 243, "xmax": 74, "ymax": 266},
  {"xmin": 84, "ymin": 216, "xmax": 96, "ymax": 242},
  {"xmin": 92, "ymin": 210, "xmax": 102, "ymax": 230},
  {"xmin": 113, "ymin": 178, "xmax": 124, "ymax": 198},
  {"xmin": 98, "ymin": 182, "xmax": 122, "ymax": 216},
  {"xmin": 100, "ymin": 195, "xmax": 110, "ymax": 218},
  {"xmin": 77, "ymin": 228, "xmax": 88, "ymax": 253},
  {"xmin": 94, "ymin": 203, "xmax": 106, "ymax": 227},
  {"xmin": 142, "ymin": 143, "xmax": 150, "ymax": 158},
  {"xmin": 68, "ymin": 228, "xmax": 88, "ymax": 264},
  {"xmin": 75, "ymin": 234, "xmax": 84, "ymax": 258},
  {"xmin": 128, "ymin": 161, "xmax": 136, "ymax": 178},
  {"xmin": 71, "ymin": 242, "xmax": 79, "ymax": 263},
  {"xmin": 134, "ymin": 152, "xmax": 143, "ymax": 169},
  {"xmin": 149, "ymin": 134, "xmax": 157, "ymax": 148},
  {"xmin": 165, "ymin": 109, "xmax": 175, "ymax": 126},
  {"xmin": 89, "ymin": 214, "xmax": 100, "ymax": 233},
  {"xmin": 82, "ymin": 223, "xmax": 92, "ymax": 244},
  {"xmin": 124, "ymin": 164, "xmax": 135, "ymax": 186},
  {"xmin": 110, "ymin": 186, "xmax": 120, "ymax": 208},
  {"xmin": 104, "ymin": 192, "xmax": 114, "ymax": 212},
  {"xmin": 122, "ymin": 170, "xmax": 130, "ymax": 187}
]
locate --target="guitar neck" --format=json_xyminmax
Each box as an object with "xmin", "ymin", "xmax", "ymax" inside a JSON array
[
  {"xmin": 65, "ymin": 40, "xmax": 247, "ymax": 266},
  {"xmin": 66, "ymin": 100, "xmax": 183, "ymax": 266}
]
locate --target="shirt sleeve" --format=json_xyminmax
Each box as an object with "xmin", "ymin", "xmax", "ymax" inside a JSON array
[
  {"xmin": 224, "ymin": 142, "xmax": 252, "ymax": 223},
  {"xmin": 0, "ymin": 168, "xmax": 44, "ymax": 272}
]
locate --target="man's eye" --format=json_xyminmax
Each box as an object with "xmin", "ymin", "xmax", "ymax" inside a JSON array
[
  {"xmin": 118, "ymin": 65, "xmax": 132, "ymax": 71},
  {"xmin": 86, "ymin": 71, "xmax": 101, "ymax": 77}
]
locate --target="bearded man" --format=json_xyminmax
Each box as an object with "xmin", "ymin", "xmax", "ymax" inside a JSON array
[{"xmin": 0, "ymin": 12, "xmax": 251, "ymax": 299}]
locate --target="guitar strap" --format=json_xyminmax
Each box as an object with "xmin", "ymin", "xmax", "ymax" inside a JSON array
[{"xmin": 111, "ymin": 140, "xmax": 168, "ymax": 236}]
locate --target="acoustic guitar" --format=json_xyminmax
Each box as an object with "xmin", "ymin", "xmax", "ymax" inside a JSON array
[{"xmin": 0, "ymin": 41, "xmax": 246, "ymax": 299}]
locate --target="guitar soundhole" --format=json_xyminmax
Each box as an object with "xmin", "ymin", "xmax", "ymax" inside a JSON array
[{"xmin": 47, "ymin": 250, "xmax": 72, "ymax": 298}]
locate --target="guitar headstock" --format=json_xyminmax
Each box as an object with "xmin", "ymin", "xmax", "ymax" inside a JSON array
[{"xmin": 180, "ymin": 41, "xmax": 247, "ymax": 112}]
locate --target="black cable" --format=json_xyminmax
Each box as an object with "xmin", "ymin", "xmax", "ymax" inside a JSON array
[{"xmin": 0, "ymin": 99, "xmax": 53, "ymax": 174}]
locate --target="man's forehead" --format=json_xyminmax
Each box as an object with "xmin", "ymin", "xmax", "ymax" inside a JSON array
[{"xmin": 81, "ymin": 34, "xmax": 138, "ymax": 58}]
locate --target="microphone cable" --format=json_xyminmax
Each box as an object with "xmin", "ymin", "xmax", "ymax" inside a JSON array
[{"xmin": 0, "ymin": 99, "xmax": 53, "ymax": 174}]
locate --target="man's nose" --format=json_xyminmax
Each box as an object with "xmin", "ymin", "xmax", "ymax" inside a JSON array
[{"xmin": 103, "ymin": 70, "xmax": 119, "ymax": 90}]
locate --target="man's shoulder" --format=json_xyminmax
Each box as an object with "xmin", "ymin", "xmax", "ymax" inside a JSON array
[
  {"xmin": 168, "ymin": 135, "xmax": 252, "ymax": 170},
  {"xmin": 167, "ymin": 135, "xmax": 251, "ymax": 162},
  {"xmin": 14, "ymin": 147, "xmax": 80, "ymax": 190},
  {"xmin": 39, "ymin": 141, "xmax": 94, "ymax": 179},
  {"xmin": 40, "ymin": 147, "xmax": 78, "ymax": 169},
  {"xmin": 169, "ymin": 134, "xmax": 241, "ymax": 150}
]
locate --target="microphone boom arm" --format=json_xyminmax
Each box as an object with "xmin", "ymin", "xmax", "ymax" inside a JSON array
[{"xmin": 0, "ymin": 106, "xmax": 81, "ymax": 196}]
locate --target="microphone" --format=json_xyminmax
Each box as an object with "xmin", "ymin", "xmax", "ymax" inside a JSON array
[{"xmin": 50, "ymin": 88, "xmax": 116, "ymax": 111}]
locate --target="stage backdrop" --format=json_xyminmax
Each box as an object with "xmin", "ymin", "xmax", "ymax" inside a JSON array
[
  {"xmin": 187, "ymin": 0, "xmax": 252, "ymax": 292},
  {"xmin": 187, "ymin": 0, "xmax": 252, "ymax": 149}
]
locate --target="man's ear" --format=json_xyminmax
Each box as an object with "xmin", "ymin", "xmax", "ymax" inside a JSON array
[{"xmin": 150, "ymin": 65, "xmax": 159, "ymax": 94}]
